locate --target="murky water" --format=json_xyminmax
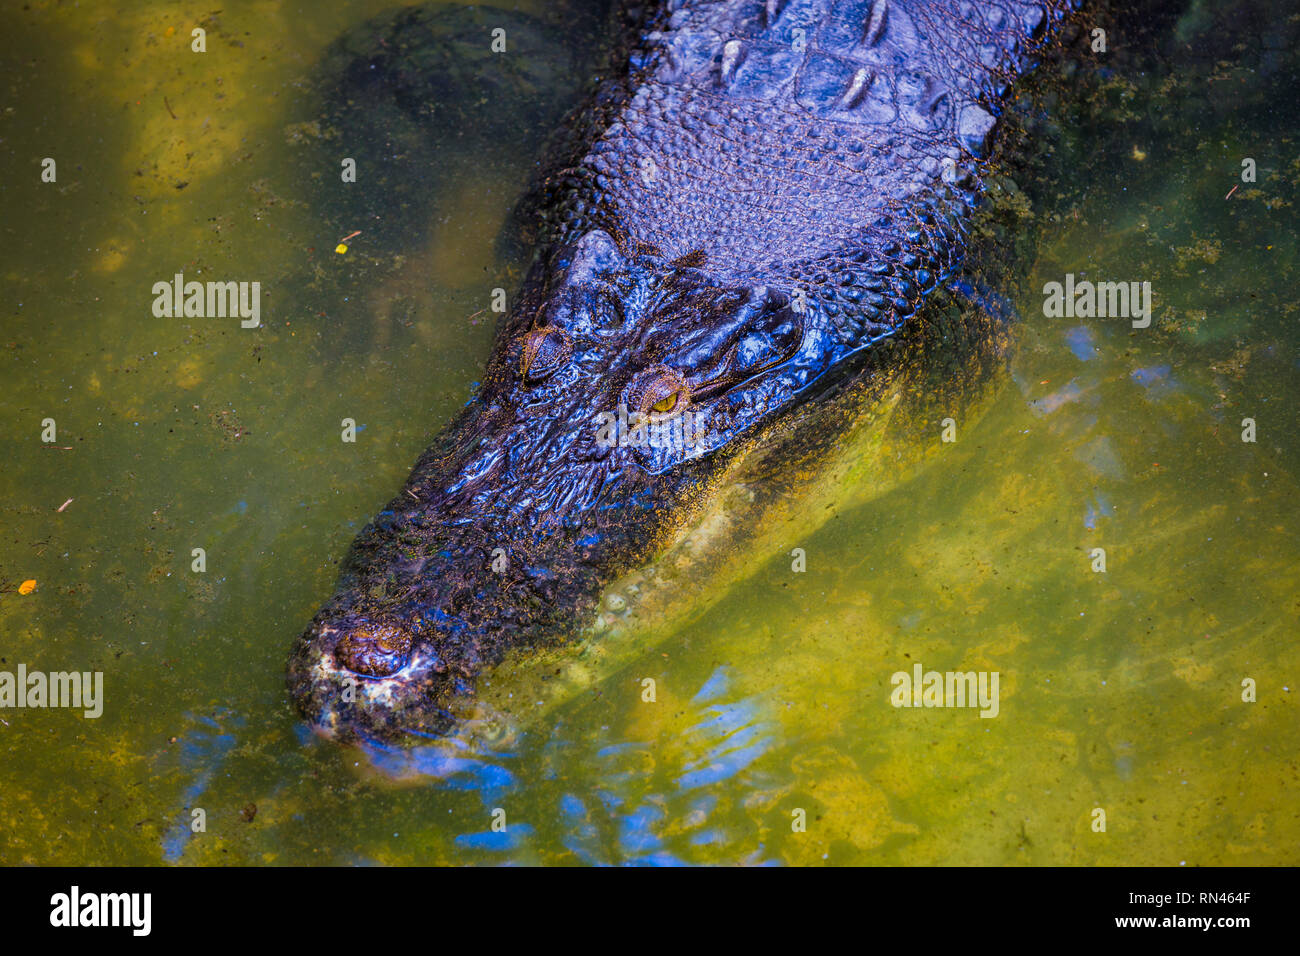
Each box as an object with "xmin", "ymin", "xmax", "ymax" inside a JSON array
[{"xmin": 1, "ymin": 0, "xmax": 1296, "ymax": 865}]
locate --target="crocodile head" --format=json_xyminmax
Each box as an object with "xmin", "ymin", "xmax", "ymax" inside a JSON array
[
  {"xmin": 287, "ymin": 228, "xmax": 854, "ymax": 741},
  {"xmin": 285, "ymin": 0, "xmax": 1074, "ymax": 743}
]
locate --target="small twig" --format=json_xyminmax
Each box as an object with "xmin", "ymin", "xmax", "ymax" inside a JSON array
[
  {"xmin": 56, "ymin": 498, "xmax": 74, "ymax": 513},
  {"xmin": 1224, "ymin": 184, "xmax": 1238, "ymax": 200},
  {"xmin": 164, "ymin": 96, "xmax": 177, "ymax": 120},
  {"xmin": 338, "ymin": 230, "xmax": 362, "ymax": 244}
]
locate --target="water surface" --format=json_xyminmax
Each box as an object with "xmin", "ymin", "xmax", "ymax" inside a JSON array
[{"xmin": 0, "ymin": 0, "xmax": 1296, "ymax": 865}]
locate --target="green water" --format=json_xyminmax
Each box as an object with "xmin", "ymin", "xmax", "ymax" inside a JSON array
[{"xmin": 1, "ymin": 0, "xmax": 1296, "ymax": 865}]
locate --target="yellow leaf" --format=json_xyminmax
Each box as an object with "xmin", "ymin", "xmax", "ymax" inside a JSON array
[{"xmin": 18, "ymin": 580, "xmax": 37, "ymax": 595}]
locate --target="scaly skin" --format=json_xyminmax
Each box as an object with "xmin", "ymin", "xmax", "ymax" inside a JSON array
[{"xmin": 288, "ymin": 0, "xmax": 1078, "ymax": 741}]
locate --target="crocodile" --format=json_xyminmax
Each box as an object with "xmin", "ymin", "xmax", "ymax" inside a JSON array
[{"xmin": 288, "ymin": 0, "xmax": 1079, "ymax": 741}]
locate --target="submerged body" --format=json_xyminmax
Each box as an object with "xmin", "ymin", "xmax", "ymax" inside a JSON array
[{"xmin": 288, "ymin": 0, "xmax": 1077, "ymax": 741}]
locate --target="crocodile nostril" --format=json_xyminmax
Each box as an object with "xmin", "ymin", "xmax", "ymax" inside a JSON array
[
  {"xmin": 335, "ymin": 620, "xmax": 413, "ymax": 677},
  {"xmin": 521, "ymin": 326, "xmax": 573, "ymax": 382}
]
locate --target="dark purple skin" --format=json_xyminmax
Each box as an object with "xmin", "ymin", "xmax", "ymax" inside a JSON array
[{"xmin": 288, "ymin": 0, "xmax": 1078, "ymax": 742}]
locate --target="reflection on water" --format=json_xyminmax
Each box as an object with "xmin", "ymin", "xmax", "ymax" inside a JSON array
[
  {"xmin": 160, "ymin": 709, "xmax": 242, "ymax": 863},
  {"xmin": 0, "ymin": 0, "xmax": 1297, "ymax": 865}
]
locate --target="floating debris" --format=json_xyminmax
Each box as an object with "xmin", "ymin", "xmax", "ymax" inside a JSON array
[{"xmin": 335, "ymin": 230, "xmax": 362, "ymax": 254}]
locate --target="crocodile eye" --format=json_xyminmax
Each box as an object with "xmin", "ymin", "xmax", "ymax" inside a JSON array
[
  {"xmin": 651, "ymin": 393, "xmax": 679, "ymax": 414},
  {"xmin": 623, "ymin": 364, "xmax": 691, "ymax": 423},
  {"xmin": 521, "ymin": 326, "xmax": 572, "ymax": 382}
]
